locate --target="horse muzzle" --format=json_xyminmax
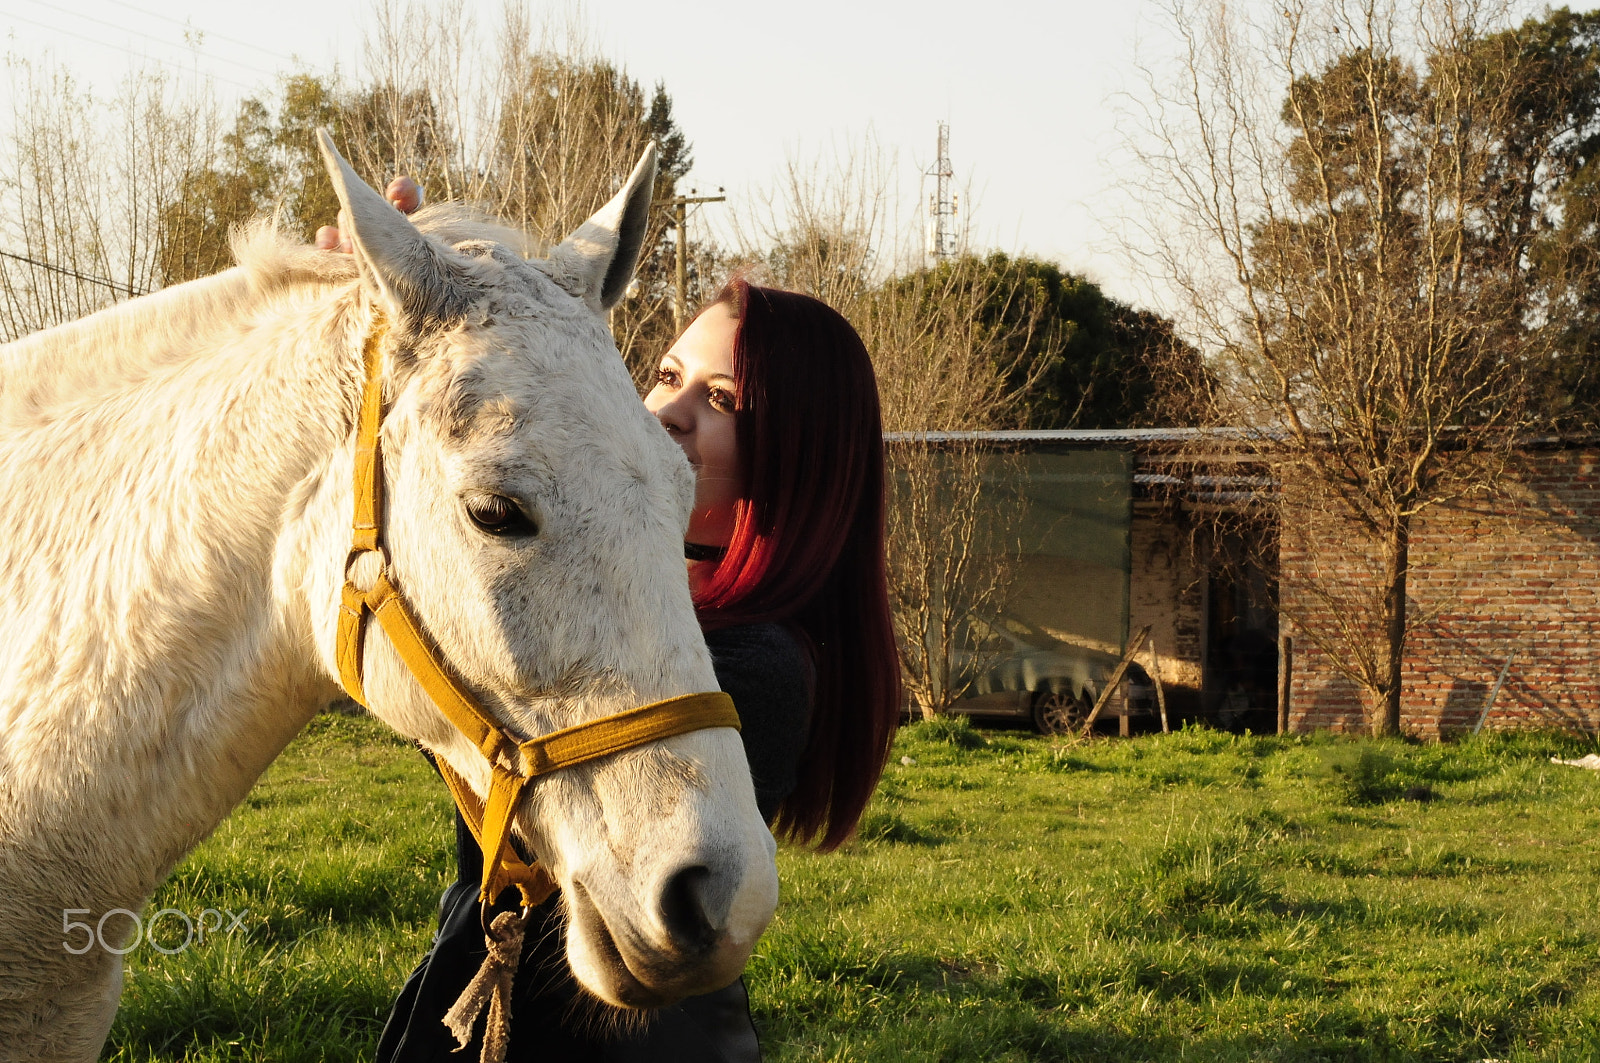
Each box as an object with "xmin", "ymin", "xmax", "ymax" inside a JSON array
[{"xmin": 564, "ymin": 842, "xmax": 779, "ymax": 1008}]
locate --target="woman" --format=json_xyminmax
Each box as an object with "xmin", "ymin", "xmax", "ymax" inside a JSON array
[{"xmin": 345, "ymin": 189, "xmax": 902, "ymax": 1060}]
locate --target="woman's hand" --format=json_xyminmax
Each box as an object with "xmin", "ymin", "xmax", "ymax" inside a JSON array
[{"xmin": 315, "ymin": 176, "xmax": 423, "ymax": 251}]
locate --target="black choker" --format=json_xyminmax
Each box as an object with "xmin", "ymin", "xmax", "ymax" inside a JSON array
[{"xmin": 683, "ymin": 541, "xmax": 727, "ymax": 562}]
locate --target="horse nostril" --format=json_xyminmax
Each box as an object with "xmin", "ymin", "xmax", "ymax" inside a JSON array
[{"xmin": 659, "ymin": 865, "xmax": 717, "ymax": 953}]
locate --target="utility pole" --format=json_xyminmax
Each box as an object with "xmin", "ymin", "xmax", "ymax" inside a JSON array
[{"xmin": 654, "ymin": 189, "xmax": 725, "ymax": 333}]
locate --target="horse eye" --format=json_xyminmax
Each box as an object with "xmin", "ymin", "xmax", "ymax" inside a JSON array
[{"xmin": 464, "ymin": 494, "xmax": 538, "ymax": 538}]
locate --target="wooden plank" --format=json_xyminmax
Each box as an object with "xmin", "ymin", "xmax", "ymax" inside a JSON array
[
  {"xmin": 1148, "ymin": 635, "xmax": 1170, "ymax": 734},
  {"xmin": 1081, "ymin": 624, "xmax": 1152, "ymax": 737},
  {"xmin": 1474, "ymin": 652, "xmax": 1516, "ymax": 735}
]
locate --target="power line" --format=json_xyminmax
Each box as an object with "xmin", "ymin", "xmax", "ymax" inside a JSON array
[
  {"xmin": 96, "ymin": 0, "xmax": 303, "ymax": 66},
  {"xmin": 0, "ymin": 8, "xmax": 257, "ymax": 91},
  {"xmin": 15, "ymin": 0, "xmax": 281, "ymax": 80},
  {"xmin": 0, "ymin": 248, "xmax": 149, "ymax": 297}
]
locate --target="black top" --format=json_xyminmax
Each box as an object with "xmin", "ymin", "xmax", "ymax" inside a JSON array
[
  {"xmin": 704, "ymin": 622, "xmax": 812, "ymax": 822},
  {"xmin": 375, "ymin": 621, "xmax": 813, "ymax": 1063}
]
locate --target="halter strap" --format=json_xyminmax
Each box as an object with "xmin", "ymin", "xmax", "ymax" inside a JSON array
[{"xmin": 334, "ymin": 316, "xmax": 739, "ymax": 906}]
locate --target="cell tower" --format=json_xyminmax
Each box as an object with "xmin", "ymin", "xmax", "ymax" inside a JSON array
[{"xmin": 926, "ymin": 122, "xmax": 958, "ymax": 260}]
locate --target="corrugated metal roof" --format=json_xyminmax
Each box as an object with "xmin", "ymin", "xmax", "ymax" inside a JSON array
[
  {"xmin": 884, "ymin": 428, "xmax": 1599, "ymax": 448},
  {"xmin": 883, "ymin": 428, "xmax": 1267, "ymax": 444}
]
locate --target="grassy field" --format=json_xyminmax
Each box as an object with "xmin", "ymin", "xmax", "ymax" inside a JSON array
[{"xmin": 103, "ymin": 714, "xmax": 1600, "ymax": 1062}]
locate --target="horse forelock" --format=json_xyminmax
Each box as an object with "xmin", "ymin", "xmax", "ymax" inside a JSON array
[{"xmin": 230, "ymin": 207, "xmax": 535, "ymax": 293}]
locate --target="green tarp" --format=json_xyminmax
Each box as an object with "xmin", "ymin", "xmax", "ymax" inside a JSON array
[{"xmin": 981, "ymin": 449, "xmax": 1134, "ymax": 657}]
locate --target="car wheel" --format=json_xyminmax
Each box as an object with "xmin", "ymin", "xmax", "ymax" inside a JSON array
[{"xmin": 1031, "ymin": 688, "xmax": 1089, "ymax": 735}]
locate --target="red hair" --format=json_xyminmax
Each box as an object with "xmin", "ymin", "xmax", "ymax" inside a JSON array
[{"xmin": 692, "ymin": 280, "xmax": 901, "ymax": 850}]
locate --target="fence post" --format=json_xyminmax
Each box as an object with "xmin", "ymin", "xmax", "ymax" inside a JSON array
[{"xmin": 1277, "ymin": 634, "xmax": 1293, "ymax": 735}]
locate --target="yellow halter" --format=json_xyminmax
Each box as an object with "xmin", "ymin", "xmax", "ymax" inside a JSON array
[{"xmin": 333, "ymin": 320, "xmax": 740, "ymax": 910}]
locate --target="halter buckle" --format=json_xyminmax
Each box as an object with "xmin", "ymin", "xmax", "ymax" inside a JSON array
[{"xmin": 343, "ymin": 546, "xmax": 388, "ymax": 593}]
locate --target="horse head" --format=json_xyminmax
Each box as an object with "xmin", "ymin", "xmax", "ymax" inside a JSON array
[{"xmin": 312, "ymin": 134, "xmax": 777, "ymax": 1008}]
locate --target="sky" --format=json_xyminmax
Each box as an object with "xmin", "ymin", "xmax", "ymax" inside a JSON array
[{"xmin": 0, "ymin": 0, "xmax": 1288, "ymax": 313}]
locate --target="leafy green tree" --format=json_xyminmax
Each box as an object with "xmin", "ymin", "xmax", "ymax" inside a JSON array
[
  {"xmin": 157, "ymin": 74, "xmax": 347, "ymax": 285},
  {"xmin": 157, "ymin": 97, "xmax": 277, "ymax": 284},
  {"xmin": 272, "ymin": 75, "xmax": 349, "ymax": 237},
  {"xmin": 984, "ymin": 254, "xmax": 1204, "ymax": 429},
  {"xmin": 1488, "ymin": 8, "xmax": 1600, "ymax": 423},
  {"xmin": 880, "ymin": 253, "xmax": 1204, "ymax": 430}
]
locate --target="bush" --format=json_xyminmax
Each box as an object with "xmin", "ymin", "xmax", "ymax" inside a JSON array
[
  {"xmin": 1320, "ymin": 746, "xmax": 1401, "ymax": 806},
  {"xmin": 908, "ymin": 714, "xmax": 988, "ymax": 749}
]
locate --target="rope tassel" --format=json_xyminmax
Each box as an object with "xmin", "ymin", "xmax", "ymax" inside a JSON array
[{"xmin": 443, "ymin": 908, "xmax": 532, "ymax": 1063}]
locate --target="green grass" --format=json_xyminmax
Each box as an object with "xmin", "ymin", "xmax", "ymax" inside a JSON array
[
  {"xmin": 103, "ymin": 714, "xmax": 1600, "ymax": 1062},
  {"xmin": 103, "ymin": 714, "xmax": 452, "ymax": 1062}
]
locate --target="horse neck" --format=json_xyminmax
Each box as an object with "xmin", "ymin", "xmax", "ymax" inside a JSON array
[
  {"xmin": 0, "ymin": 270, "xmax": 263, "ymax": 425},
  {"xmin": 0, "ymin": 275, "xmax": 367, "ymax": 895}
]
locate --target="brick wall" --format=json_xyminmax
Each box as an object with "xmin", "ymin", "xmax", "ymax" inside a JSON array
[{"xmin": 1282, "ymin": 447, "xmax": 1600, "ymax": 735}]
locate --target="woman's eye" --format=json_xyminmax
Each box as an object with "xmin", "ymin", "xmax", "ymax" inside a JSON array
[
  {"xmin": 465, "ymin": 494, "xmax": 538, "ymax": 538},
  {"xmin": 708, "ymin": 388, "xmax": 736, "ymax": 412},
  {"xmin": 654, "ymin": 366, "xmax": 680, "ymax": 388}
]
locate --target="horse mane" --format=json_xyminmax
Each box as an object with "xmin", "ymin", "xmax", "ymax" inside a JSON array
[
  {"xmin": 0, "ymin": 208, "xmax": 535, "ymax": 429},
  {"xmin": 231, "ymin": 218, "xmax": 360, "ymax": 291}
]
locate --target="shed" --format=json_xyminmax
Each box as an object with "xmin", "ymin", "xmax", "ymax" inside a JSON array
[{"xmin": 899, "ymin": 431, "xmax": 1600, "ymax": 735}]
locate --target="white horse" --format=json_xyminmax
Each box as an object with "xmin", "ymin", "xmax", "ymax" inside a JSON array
[{"xmin": 0, "ymin": 136, "xmax": 778, "ymax": 1061}]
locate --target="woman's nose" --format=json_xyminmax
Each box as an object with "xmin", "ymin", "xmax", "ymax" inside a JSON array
[{"xmin": 653, "ymin": 393, "xmax": 693, "ymax": 435}]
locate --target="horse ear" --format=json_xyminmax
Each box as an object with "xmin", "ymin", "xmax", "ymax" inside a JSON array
[
  {"xmin": 546, "ymin": 143, "xmax": 659, "ymax": 315},
  {"xmin": 315, "ymin": 129, "xmax": 472, "ymax": 328}
]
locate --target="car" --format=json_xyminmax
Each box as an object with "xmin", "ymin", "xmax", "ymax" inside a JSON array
[{"xmin": 947, "ymin": 613, "xmax": 1153, "ymax": 734}]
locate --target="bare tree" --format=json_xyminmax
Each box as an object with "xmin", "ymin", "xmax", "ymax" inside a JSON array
[
  {"xmin": 872, "ymin": 261, "xmax": 1055, "ymax": 717},
  {"xmin": 1134, "ymin": 0, "xmax": 1600, "ymax": 734},
  {"xmin": 727, "ymin": 145, "xmax": 1055, "ymax": 716},
  {"xmin": 340, "ymin": 0, "xmax": 693, "ymax": 382},
  {"xmin": 0, "ymin": 62, "xmax": 219, "ymax": 339},
  {"xmin": 0, "ymin": 0, "xmax": 696, "ymax": 362}
]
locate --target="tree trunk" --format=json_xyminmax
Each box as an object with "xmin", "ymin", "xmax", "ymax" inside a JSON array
[{"xmin": 1375, "ymin": 515, "xmax": 1410, "ymax": 737}]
